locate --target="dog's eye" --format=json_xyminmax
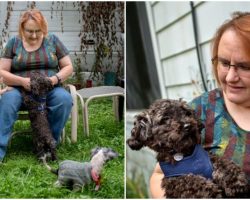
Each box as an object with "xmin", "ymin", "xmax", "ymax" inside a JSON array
[
  {"xmin": 184, "ymin": 123, "xmax": 190, "ymax": 129},
  {"xmin": 140, "ymin": 120, "xmax": 146, "ymax": 127}
]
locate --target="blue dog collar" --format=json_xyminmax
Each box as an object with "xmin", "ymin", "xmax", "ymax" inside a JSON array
[
  {"xmin": 159, "ymin": 144, "xmax": 213, "ymax": 179},
  {"xmin": 37, "ymin": 103, "xmax": 46, "ymax": 112},
  {"xmin": 29, "ymin": 94, "xmax": 46, "ymax": 103},
  {"xmin": 27, "ymin": 94, "xmax": 47, "ymax": 112}
]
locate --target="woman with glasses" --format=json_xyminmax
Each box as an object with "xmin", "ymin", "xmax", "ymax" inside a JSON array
[
  {"xmin": 0, "ymin": 9, "xmax": 73, "ymax": 162},
  {"xmin": 150, "ymin": 12, "xmax": 250, "ymax": 198}
]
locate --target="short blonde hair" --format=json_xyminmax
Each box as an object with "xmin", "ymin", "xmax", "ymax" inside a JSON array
[{"xmin": 18, "ymin": 8, "xmax": 48, "ymax": 38}]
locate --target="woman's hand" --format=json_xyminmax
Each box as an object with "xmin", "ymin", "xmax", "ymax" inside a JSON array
[
  {"xmin": 49, "ymin": 76, "xmax": 58, "ymax": 86},
  {"xmin": 0, "ymin": 86, "xmax": 14, "ymax": 95},
  {"xmin": 150, "ymin": 163, "xmax": 165, "ymax": 198},
  {"xmin": 21, "ymin": 77, "xmax": 31, "ymax": 91}
]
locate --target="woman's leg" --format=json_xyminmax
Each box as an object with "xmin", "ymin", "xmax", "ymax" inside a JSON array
[
  {"xmin": 0, "ymin": 88, "xmax": 22, "ymax": 161},
  {"xmin": 47, "ymin": 87, "xmax": 73, "ymax": 143}
]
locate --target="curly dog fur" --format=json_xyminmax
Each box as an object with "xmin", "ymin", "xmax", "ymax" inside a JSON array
[
  {"xmin": 22, "ymin": 72, "xmax": 57, "ymax": 161},
  {"xmin": 127, "ymin": 99, "xmax": 249, "ymax": 198}
]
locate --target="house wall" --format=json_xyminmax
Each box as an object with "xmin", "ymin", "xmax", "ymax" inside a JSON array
[
  {"xmin": 0, "ymin": 1, "xmax": 123, "ymax": 85},
  {"xmin": 148, "ymin": 1, "xmax": 250, "ymax": 101}
]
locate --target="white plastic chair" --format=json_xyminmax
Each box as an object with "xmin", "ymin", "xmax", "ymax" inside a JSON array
[{"xmin": 76, "ymin": 86, "xmax": 124, "ymax": 136}]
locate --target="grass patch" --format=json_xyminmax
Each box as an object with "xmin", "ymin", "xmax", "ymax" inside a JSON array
[{"xmin": 0, "ymin": 98, "xmax": 124, "ymax": 198}]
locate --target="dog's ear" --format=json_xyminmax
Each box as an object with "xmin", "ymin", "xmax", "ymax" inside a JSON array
[
  {"xmin": 90, "ymin": 147, "xmax": 101, "ymax": 158},
  {"xmin": 45, "ymin": 77, "xmax": 53, "ymax": 92},
  {"xmin": 30, "ymin": 76, "xmax": 40, "ymax": 96}
]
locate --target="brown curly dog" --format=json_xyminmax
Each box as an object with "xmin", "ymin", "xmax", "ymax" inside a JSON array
[
  {"xmin": 127, "ymin": 99, "xmax": 249, "ymax": 198},
  {"xmin": 22, "ymin": 72, "xmax": 57, "ymax": 161}
]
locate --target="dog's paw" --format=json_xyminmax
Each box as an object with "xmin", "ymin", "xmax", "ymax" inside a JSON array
[
  {"xmin": 73, "ymin": 183, "xmax": 83, "ymax": 192},
  {"xmin": 54, "ymin": 180, "xmax": 62, "ymax": 188},
  {"xmin": 212, "ymin": 155, "xmax": 249, "ymax": 197}
]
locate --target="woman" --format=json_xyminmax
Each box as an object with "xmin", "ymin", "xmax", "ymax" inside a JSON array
[
  {"xmin": 150, "ymin": 12, "xmax": 250, "ymax": 198},
  {"xmin": 0, "ymin": 9, "xmax": 73, "ymax": 162}
]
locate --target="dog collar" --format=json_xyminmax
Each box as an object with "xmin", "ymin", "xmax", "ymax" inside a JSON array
[
  {"xmin": 37, "ymin": 103, "xmax": 46, "ymax": 112},
  {"xmin": 91, "ymin": 169, "xmax": 101, "ymax": 190},
  {"xmin": 27, "ymin": 94, "xmax": 47, "ymax": 112},
  {"xmin": 159, "ymin": 144, "xmax": 213, "ymax": 179},
  {"xmin": 29, "ymin": 94, "xmax": 46, "ymax": 103}
]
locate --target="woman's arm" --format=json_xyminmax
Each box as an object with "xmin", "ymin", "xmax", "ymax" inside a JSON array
[
  {"xmin": 150, "ymin": 163, "xmax": 165, "ymax": 199},
  {"xmin": 0, "ymin": 58, "xmax": 30, "ymax": 90},
  {"xmin": 50, "ymin": 55, "xmax": 73, "ymax": 85}
]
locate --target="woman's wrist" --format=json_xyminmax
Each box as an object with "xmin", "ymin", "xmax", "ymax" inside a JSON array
[
  {"xmin": 50, "ymin": 76, "xmax": 58, "ymax": 86},
  {"xmin": 21, "ymin": 77, "xmax": 31, "ymax": 91},
  {"xmin": 54, "ymin": 74, "xmax": 61, "ymax": 84}
]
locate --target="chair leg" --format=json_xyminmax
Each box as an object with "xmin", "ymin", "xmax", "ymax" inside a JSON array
[
  {"xmin": 71, "ymin": 90, "xmax": 78, "ymax": 143},
  {"xmin": 76, "ymin": 92, "xmax": 86, "ymax": 136},
  {"xmin": 113, "ymin": 96, "xmax": 120, "ymax": 121},
  {"xmin": 9, "ymin": 130, "xmax": 32, "ymax": 146},
  {"xmin": 65, "ymin": 84, "xmax": 78, "ymax": 143},
  {"xmin": 61, "ymin": 128, "xmax": 66, "ymax": 144},
  {"xmin": 84, "ymin": 105, "xmax": 89, "ymax": 136}
]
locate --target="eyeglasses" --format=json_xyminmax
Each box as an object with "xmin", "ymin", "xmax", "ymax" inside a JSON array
[
  {"xmin": 24, "ymin": 28, "xmax": 42, "ymax": 35},
  {"xmin": 212, "ymin": 56, "xmax": 250, "ymax": 77}
]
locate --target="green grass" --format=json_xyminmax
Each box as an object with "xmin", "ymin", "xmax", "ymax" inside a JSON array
[
  {"xmin": 0, "ymin": 98, "xmax": 124, "ymax": 198},
  {"xmin": 126, "ymin": 169, "xmax": 149, "ymax": 199}
]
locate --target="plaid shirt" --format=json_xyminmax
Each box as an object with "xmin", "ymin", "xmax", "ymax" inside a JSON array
[
  {"xmin": 190, "ymin": 88, "xmax": 250, "ymax": 181},
  {"xmin": 1, "ymin": 33, "xmax": 69, "ymax": 77}
]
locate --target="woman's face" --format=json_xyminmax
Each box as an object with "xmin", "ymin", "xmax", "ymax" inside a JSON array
[
  {"xmin": 217, "ymin": 29, "xmax": 250, "ymax": 106},
  {"xmin": 22, "ymin": 19, "xmax": 43, "ymax": 45}
]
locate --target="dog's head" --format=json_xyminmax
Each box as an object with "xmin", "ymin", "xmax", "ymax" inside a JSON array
[
  {"xmin": 91, "ymin": 147, "xmax": 119, "ymax": 162},
  {"xmin": 127, "ymin": 99, "xmax": 204, "ymax": 162},
  {"xmin": 30, "ymin": 72, "xmax": 53, "ymax": 96}
]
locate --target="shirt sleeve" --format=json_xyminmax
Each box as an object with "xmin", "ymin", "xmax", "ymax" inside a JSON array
[
  {"xmin": 51, "ymin": 33, "xmax": 69, "ymax": 60},
  {"xmin": 0, "ymin": 36, "xmax": 16, "ymax": 59}
]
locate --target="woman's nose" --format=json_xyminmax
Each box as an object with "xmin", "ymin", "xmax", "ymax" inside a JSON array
[
  {"xmin": 30, "ymin": 33, "xmax": 37, "ymax": 38},
  {"xmin": 225, "ymin": 66, "xmax": 240, "ymax": 82}
]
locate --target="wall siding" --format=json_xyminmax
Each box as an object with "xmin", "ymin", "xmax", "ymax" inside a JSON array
[
  {"xmin": 0, "ymin": 1, "xmax": 123, "ymax": 81},
  {"xmin": 147, "ymin": 1, "xmax": 250, "ymax": 101}
]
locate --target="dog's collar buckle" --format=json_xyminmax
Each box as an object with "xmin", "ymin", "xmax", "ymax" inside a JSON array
[
  {"xmin": 37, "ymin": 103, "xmax": 46, "ymax": 112},
  {"xmin": 173, "ymin": 153, "xmax": 184, "ymax": 161}
]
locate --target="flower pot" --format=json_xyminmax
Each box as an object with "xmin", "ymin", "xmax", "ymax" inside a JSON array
[
  {"xmin": 86, "ymin": 79, "xmax": 92, "ymax": 88},
  {"xmin": 104, "ymin": 72, "xmax": 116, "ymax": 86}
]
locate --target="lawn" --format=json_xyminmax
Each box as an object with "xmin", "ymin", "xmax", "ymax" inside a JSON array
[{"xmin": 0, "ymin": 98, "xmax": 124, "ymax": 198}]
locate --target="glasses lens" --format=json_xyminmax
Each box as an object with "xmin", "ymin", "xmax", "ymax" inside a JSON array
[
  {"xmin": 25, "ymin": 29, "xmax": 41, "ymax": 35},
  {"xmin": 214, "ymin": 57, "xmax": 250, "ymax": 77}
]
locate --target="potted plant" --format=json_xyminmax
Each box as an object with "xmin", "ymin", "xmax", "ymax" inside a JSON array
[
  {"xmin": 64, "ymin": 56, "xmax": 85, "ymax": 90},
  {"xmin": 89, "ymin": 42, "xmax": 117, "ymax": 85}
]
